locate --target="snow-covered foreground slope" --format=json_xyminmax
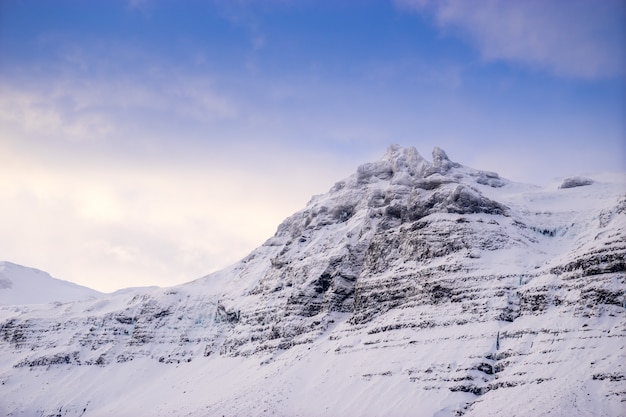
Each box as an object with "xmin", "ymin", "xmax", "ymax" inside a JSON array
[
  {"xmin": 0, "ymin": 262, "xmax": 101, "ymax": 305},
  {"xmin": 0, "ymin": 146, "xmax": 624, "ymax": 417}
]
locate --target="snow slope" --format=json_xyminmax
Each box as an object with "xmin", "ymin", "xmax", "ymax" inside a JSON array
[
  {"xmin": 0, "ymin": 261, "xmax": 101, "ymax": 305},
  {"xmin": 0, "ymin": 146, "xmax": 624, "ymax": 417}
]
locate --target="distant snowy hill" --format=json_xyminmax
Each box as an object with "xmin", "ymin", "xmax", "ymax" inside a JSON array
[
  {"xmin": 0, "ymin": 261, "xmax": 101, "ymax": 305},
  {"xmin": 0, "ymin": 146, "xmax": 624, "ymax": 417}
]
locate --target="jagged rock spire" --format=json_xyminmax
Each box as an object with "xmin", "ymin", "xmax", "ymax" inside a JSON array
[
  {"xmin": 381, "ymin": 144, "xmax": 461, "ymax": 176},
  {"xmin": 432, "ymin": 146, "xmax": 460, "ymax": 174}
]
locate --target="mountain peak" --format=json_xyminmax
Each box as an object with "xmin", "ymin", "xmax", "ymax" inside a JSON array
[
  {"xmin": 335, "ymin": 145, "xmax": 507, "ymax": 199},
  {"xmin": 358, "ymin": 145, "xmax": 499, "ymax": 187},
  {"xmin": 432, "ymin": 145, "xmax": 449, "ymax": 161},
  {"xmin": 431, "ymin": 146, "xmax": 461, "ymax": 173},
  {"xmin": 381, "ymin": 144, "xmax": 460, "ymax": 175},
  {"xmin": 381, "ymin": 144, "xmax": 424, "ymax": 163},
  {"xmin": 270, "ymin": 144, "xmax": 509, "ymax": 263}
]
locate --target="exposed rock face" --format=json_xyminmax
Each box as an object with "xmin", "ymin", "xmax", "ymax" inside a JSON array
[
  {"xmin": 559, "ymin": 176, "xmax": 594, "ymax": 189},
  {"xmin": 0, "ymin": 146, "xmax": 624, "ymax": 417}
]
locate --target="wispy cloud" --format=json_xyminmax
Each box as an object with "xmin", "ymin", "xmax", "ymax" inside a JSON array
[
  {"xmin": 0, "ymin": 84, "xmax": 115, "ymax": 142},
  {"xmin": 396, "ymin": 0, "xmax": 626, "ymax": 79},
  {"xmin": 0, "ymin": 69, "xmax": 238, "ymax": 148}
]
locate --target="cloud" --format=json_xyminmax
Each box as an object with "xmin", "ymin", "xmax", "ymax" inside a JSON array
[
  {"xmin": 396, "ymin": 0, "xmax": 626, "ymax": 79},
  {"xmin": 0, "ymin": 69, "xmax": 238, "ymax": 149},
  {"xmin": 0, "ymin": 84, "xmax": 112, "ymax": 141}
]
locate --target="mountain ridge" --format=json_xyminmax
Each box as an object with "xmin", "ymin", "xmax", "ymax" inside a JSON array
[{"xmin": 0, "ymin": 146, "xmax": 624, "ymax": 416}]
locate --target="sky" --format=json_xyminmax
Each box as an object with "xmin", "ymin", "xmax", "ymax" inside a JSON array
[{"xmin": 1, "ymin": 0, "xmax": 625, "ymax": 292}]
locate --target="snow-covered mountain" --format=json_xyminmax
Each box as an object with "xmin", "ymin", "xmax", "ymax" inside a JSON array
[
  {"xmin": 0, "ymin": 146, "xmax": 624, "ymax": 417},
  {"xmin": 0, "ymin": 261, "xmax": 101, "ymax": 305}
]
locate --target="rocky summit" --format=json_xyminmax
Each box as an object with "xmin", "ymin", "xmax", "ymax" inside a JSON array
[{"xmin": 1, "ymin": 146, "xmax": 624, "ymax": 417}]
